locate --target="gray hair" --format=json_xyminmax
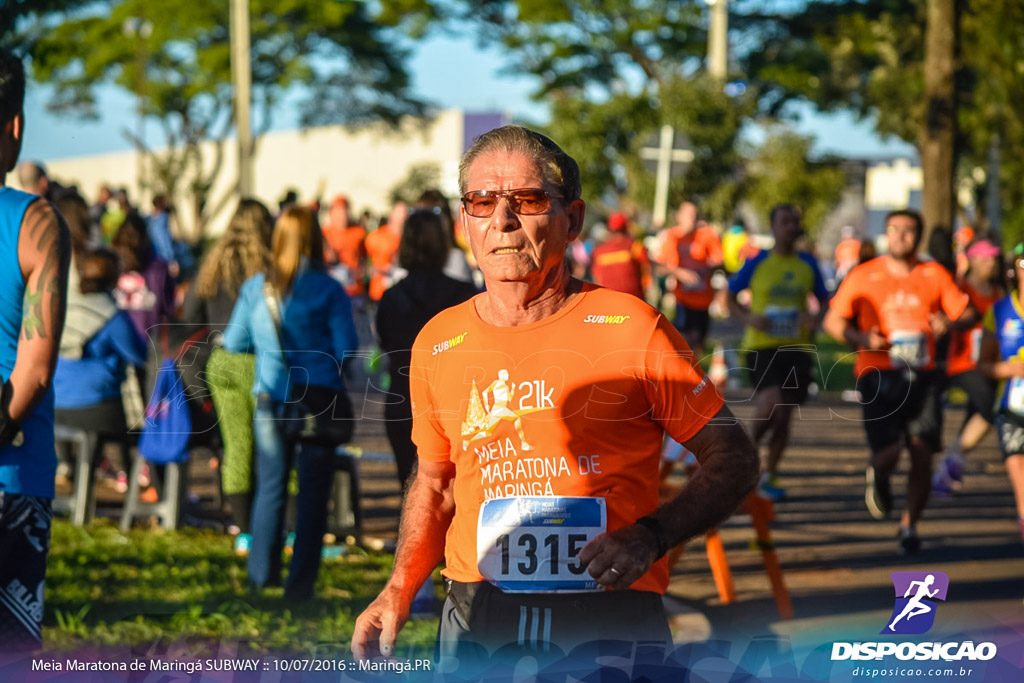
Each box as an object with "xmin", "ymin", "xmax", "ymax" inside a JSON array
[{"xmin": 458, "ymin": 125, "xmax": 582, "ymax": 202}]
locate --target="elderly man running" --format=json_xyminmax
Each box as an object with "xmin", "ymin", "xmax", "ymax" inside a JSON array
[{"xmin": 352, "ymin": 126, "xmax": 758, "ymax": 669}]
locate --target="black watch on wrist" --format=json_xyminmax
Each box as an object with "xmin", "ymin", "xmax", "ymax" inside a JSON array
[{"xmin": 634, "ymin": 515, "xmax": 669, "ymax": 561}]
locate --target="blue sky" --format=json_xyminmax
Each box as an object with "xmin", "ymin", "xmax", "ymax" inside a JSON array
[{"xmin": 20, "ymin": 33, "xmax": 915, "ymax": 163}]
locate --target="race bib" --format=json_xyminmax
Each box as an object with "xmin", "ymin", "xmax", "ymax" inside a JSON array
[
  {"xmin": 1008, "ymin": 378, "xmax": 1024, "ymax": 415},
  {"xmin": 477, "ymin": 496, "xmax": 606, "ymax": 593},
  {"xmin": 889, "ymin": 330, "xmax": 929, "ymax": 368},
  {"xmin": 764, "ymin": 305, "xmax": 800, "ymax": 339}
]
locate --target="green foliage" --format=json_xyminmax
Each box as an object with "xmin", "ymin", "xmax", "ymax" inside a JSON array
[
  {"xmin": 43, "ymin": 519, "xmax": 438, "ymax": 654},
  {"xmin": 745, "ymin": 129, "xmax": 846, "ymax": 237},
  {"xmin": 740, "ymin": 0, "xmax": 1024, "ymax": 239},
  {"xmin": 542, "ymin": 91, "xmax": 657, "ymax": 212},
  {"xmin": 459, "ymin": 0, "xmax": 708, "ymax": 100},
  {"xmin": 389, "ymin": 162, "xmax": 441, "ymax": 205},
  {"xmin": 21, "ymin": 0, "xmax": 430, "ymax": 235}
]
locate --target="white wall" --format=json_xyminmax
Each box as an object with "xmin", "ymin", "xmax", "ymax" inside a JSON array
[
  {"xmin": 25, "ymin": 109, "xmax": 468, "ymax": 239},
  {"xmin": 865, "ymin": 158, "xmax": 922, "ymax": 209}
]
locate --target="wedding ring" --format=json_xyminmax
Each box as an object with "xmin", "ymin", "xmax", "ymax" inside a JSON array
[{"xmin": 609, "ymin": 567, "xmax": 621, "ymax": 577}]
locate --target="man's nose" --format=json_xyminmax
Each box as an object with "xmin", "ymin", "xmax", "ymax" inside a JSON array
[{"xmin": 491, "ymin": 196, "xmax": 519, "ymax": 231}]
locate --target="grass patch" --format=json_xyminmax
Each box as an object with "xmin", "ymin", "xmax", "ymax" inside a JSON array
[{"xmin": 44, "ymin": 520, "xmax": 438, "ymax": 657}]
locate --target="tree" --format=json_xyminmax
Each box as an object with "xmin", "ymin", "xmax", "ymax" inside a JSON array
[
  {"xmin": 389, "ymin": 162, "xmax": 441, "ymax": 205},
  {"xmin": 20, "ymin": 0, "xmax": 430, "ymax": 237},
  {"xmin": 447, "ymin": 0, "xmax": 754, "ymax": 223},
  {"xmin": 745, "ymin": 129, "xmax": 846, "ymax": 237},
  {"xmin": 737, "ymin": 0, "xmax": 1024, "ymax": 245}
]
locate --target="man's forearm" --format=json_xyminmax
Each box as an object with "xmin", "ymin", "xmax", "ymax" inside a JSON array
[
  {"xmin": 649, "ymin": 419, "xmax": 758, "ymax": 549},
  {"xmin": 386, "ymin": 467, "xmax": 455, "ymax": 602},
  {"xmin": 5, "ymin": 366, "xmax": 53, "ymax": 423}
]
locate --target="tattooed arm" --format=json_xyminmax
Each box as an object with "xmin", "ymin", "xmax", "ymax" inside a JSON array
[{"xmin": 4, "ymin": 199, "xmax": 71, "ymax": 423}]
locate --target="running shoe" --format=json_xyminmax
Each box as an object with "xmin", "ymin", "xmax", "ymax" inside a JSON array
[
  {"xmin": 898, "ymin": 526, "xmax": 921, "ymax": 555},
  {"xmin": 865, "ymin": 466, "xmax": 892, "ymax": 520},
  {"xmin": 757, "ymin": 473, "xmax": 787, "ymax": 501}
]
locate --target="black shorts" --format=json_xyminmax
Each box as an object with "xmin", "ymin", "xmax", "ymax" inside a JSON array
[
  {"xmin": 857, "ymin": 369, "xmax": 944, "ymax": 453},
  {"xmin": 0, "ymin": 493, "xmax": 51, "ymax": 651},
  {"xmin": 995, "ymin": 413, "xmax": 1024, "ymax": 461},
  {"xmin": 673, "ymin": 305, "xmax": 710, "ymax": 342},
  {"xmin": 746, "ymin": 348, "xmax": 814, "ymax": 404},
  {"xmin": 948, "ymin": 369, "xmax": 997, "ymax": 424},
  {"xmin": 437, "ymin": 579, "xmax": 671, "ymax": 675}
]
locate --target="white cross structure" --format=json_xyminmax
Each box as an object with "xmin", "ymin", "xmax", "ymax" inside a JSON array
[{"xmin": 640, "ymin": 125, "xmax": 695, "ymax": 228}]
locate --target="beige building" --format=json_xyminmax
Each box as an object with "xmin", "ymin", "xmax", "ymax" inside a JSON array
[{"xmin": 18, "ymin": 109, "xmax": 505, "ymax": 239}]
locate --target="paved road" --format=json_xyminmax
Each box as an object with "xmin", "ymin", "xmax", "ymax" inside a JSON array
[{"xmin": 660, "ymin": 392, "xmax": 1024, "ymax": 680}]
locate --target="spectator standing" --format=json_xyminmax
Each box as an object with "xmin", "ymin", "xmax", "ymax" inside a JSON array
[
  {"xmin": 375, "ymin": 208, "xmax": 478, "ymax": 489},
  {"xmin": 147, "ymin": 195, "xmax": 179, "ymax": 278},
  {"xmin": 0, "ymin": 48, "xmax": 72, "ymax": 650},
  {"xmin": 223, "ymin": 205, "xmax": 358, "ymax": 599},
  {"xmin": 183, "ymin": 199, "xmax": 273, "ymax": 552},
  {"xmin": 416, "ymin": 189, "xmax": 474, "ymax": 284}
]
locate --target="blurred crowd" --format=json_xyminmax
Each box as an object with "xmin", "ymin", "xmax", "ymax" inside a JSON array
[{"xmin": 18, "ymin": 157, "xmax": 1024, "ymax": 598}]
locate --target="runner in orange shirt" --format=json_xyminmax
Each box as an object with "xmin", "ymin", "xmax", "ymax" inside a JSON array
[
  {"xmin": 364, "ymin": 216, "xmax": 401, "ymax": 302},
  {"xmin": 352, "ymin": 125, "xmax": 758, "ymax": 666},
  {"xmin": 824, "ymin": 209, "xmax": 975, "ymax": 554},
  {"xmin": 656, "ymin": 200, "xmax": 723, "ymax": 353},
  {"xmin": 833, "ymin": 225, "xmax": 861, "ymax": 281},
  {"xmin": 320, "ymin": 195, "xmax": 366, "ymax": 297}
]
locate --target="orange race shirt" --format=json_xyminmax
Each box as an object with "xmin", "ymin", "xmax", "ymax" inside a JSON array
[
  {"xmin": 364, "ymin": 227, "xmax": 401, "ymax": 301},
  {"xmin": 834, "ymin": 238, "xmax": 861, "ymax": 270},
  {"xmin": 659, "ymin": 225, "xmax": 723, "ymax": 310},
  {"xmin": 323, "ymin": 224, "xmax": 367, "ymax": 296},
  {"xmin": 829, "ymin": 257, "xmax": 969, "ymax": 377},
  {"xmin": 947, "ymin": 279, "xmax": 1003, "ymax": 376},
  {"xmin": 408, "ymin": 284, "xmax": 724, "ymax": 594}
]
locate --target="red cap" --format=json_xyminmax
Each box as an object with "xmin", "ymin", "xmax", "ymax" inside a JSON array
[{"xmin": 608, "ymin": 212, "xmax": 629, "ymax": 232}]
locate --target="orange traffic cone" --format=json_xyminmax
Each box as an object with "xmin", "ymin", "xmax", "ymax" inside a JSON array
[{"xmin": 708, "ymin": 343, "xmax": 728, "ymax": 387}]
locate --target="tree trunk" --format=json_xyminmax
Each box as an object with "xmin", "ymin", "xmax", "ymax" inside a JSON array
[{"xmin": 920, "ymin": 0, "xmax": 958, "ymax": 250}]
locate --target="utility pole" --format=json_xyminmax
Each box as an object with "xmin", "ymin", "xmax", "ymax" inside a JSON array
[
  {"xmin": 123, "ymin": 16, "xmax": 152, "ymax": 202},
  {"xmin": 230, "ymin": 0, "xmax": 253, "ymax": 197},
  {"xmin": 707, "ymin": 0, "xmax": 729, "ymax": 80}
]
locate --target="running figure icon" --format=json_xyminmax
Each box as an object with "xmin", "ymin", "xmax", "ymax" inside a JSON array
[{"xmin": 887, "ymin": 574, "xmax": 939, "ymax": 632}]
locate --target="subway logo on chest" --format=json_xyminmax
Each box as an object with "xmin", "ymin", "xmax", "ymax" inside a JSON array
[
  {"xmin": 583, "ymin": 314, "xmax": 631, "ymax": 324},
  {"xmin": 433, "ymin": 332, "xmax": 469, "ymax": 356}
]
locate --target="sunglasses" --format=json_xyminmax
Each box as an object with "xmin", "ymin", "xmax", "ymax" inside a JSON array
[{"xmin": 461, "ymin": 188, "xmax": 562, "ymax": 218}]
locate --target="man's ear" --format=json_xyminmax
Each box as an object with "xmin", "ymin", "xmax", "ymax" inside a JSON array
[
  {"xmin": 566, "ymin": 199, "xmax": 586, "ymax": 243},
  {"xmin": 11, "ymin": 112, "xmax": 22, "ymax": 141}
]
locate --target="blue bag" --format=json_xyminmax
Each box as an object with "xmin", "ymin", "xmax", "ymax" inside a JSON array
[{"xmin": 138, "ymin": 358, "xmax": 193, "ymax": 464}]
